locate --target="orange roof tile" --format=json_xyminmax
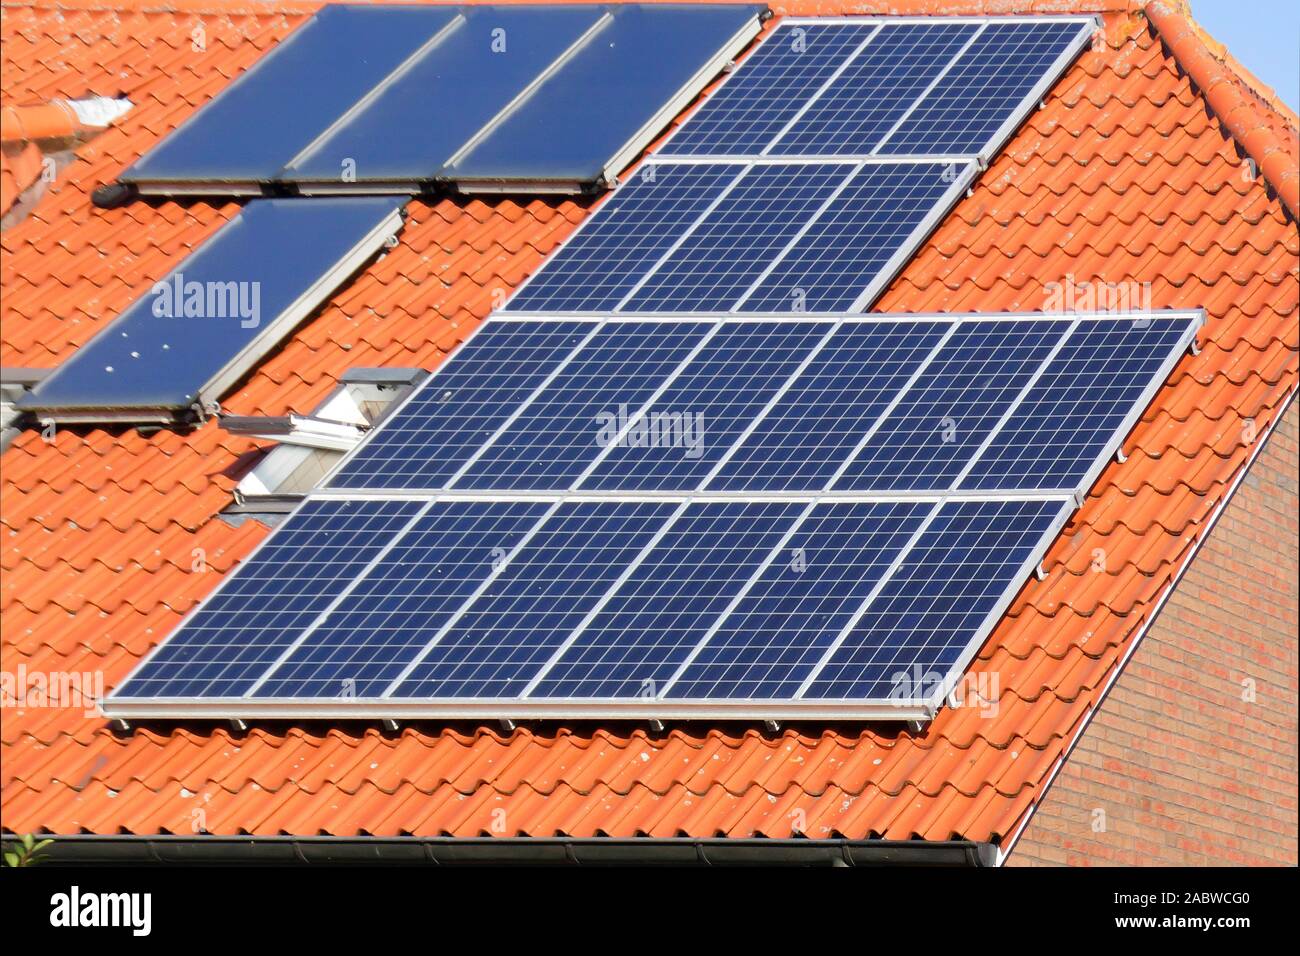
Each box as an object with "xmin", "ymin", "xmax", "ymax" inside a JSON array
[
  {"xmin": 1, "ymin": 0, "xmax": 1296, "ymax": 848},
  {"xmin": 0, "ymin": 141, "xmax": 44, "ymax": 214}
]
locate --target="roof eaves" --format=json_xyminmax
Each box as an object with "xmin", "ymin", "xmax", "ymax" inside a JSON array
[{"xmin": 18, "ymin": 834, "xmax": 1000, "ymax": 866}]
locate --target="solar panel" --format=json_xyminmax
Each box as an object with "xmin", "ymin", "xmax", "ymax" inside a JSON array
[
  {"xmin": 664, "ymin": 501, "xmax": 931, "ymax": 699},
  {"xmin": 580, "ymin": 321, "xmax": 832, "ymax": 490},
  {"xmin": 961, "ymin": 317, "xmax": 1196, "ymax": 492},
  {"xmin": 528, "ymin": 501, "xmax": 807, "ymax": 698},
  {"xmin": 834, "ymin": 318, "xmax": 1070, "ymax": 491},
  {"xmin": 767, "ymin": 22, "xmax": 978, "ymax": 155},
  {"xmin": 735, "ymin": 161, "xmax": 972, "ymax": 312},
  {"xmin": 441, "ymin": 4, "xmax": 770, "ymax": 189},
  {"xmin": 283, "ymin": 5, "xmax": 608, "ymax": 188},
  {"xmin": 105, "ymin": 311, "xmax": 1202, "ymax": 722},
  {"xmin": 113, "ymin": 498, "xmax": 423, "ymax": 699},
  {"xmin": 504, "ymin": 15, "xmax": 1093, "ymax": 315},
  {"xmin": 120, "ymin": 5, "xmax": 460, "ymax": 189},
  {"xmin": 710, "ymin": 321, "xmax": 948, "ymax": 491},
  {"xmin": 18, "ymin": 197, "xmax": 406, "ymax": 423},
  {"xmin": 121, "ymin": 3, "xmax": 765, "ymax": 195},
  {"xmin": 254, "ymin": 500, "xmax": 551, "ymax": 698},
  {"xmin": 877, "ymin": 20, "xmax": 1087, "ymax": 157},
  {"xmin": 327, "ymin": 320, "xmax": 601, "ymax": 490},
  {"xmin": 506, "ymin": 158, "xmax": 975, "ymax": 315},
  {"xmin": 801, "ymin": 498, "xmax": 1069, "ymax": 702},
  {"xmin": 659, "ymin": 23, "xmax": 876, "ymax": 157},
  {"xmin": 391, "ymin": 501, "xmax": 679, "ymax": 698},
  {"xmin": 507, "ymin": 164, "xmax": 744, "ymax": 313},
  {"xmin": 621, "ymin": 163, "xmax": 854, "ymax": 312},
  {"xmin": 657, "ymin": 16, "xmax": 1092, "ymax": 160},
  {"xmin": 453, "ymin": 322, "xmax": 712, "ymax": 490}
]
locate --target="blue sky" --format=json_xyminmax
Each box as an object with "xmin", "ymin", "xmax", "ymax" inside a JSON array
[{"xmin": 1191, "ymin": 0, "xmax": 1299, "ymax": 112}]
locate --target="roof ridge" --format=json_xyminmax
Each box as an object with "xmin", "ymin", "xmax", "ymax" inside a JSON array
[
  {"xmin": 0, "ymin": 0, "xmax": 1155, "ymax": 26},
  {"xmin": 1177, "ymin": 0, "xmax": 1300, "ymax": 128},
  {"xmin": 1144, "ymin": 0, "xmax": 1299, "ymax": 218},
  {"xmin": 0, "ymin": 0, "xmax": 319, "ymax": 14}
]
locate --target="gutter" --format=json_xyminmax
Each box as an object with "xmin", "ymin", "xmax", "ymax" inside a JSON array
[{"xmin": 17, "ymin": 835, "xmax": 998, "ymax": 867}]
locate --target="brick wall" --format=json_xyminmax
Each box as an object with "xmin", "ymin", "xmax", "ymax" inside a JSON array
[{"xmin": 1009, "ymin": 400, "xmax": 1299, "ymax": 867}]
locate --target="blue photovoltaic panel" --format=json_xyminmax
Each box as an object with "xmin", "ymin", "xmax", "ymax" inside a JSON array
[
  {"xmin": 503, "ymin": 17, "xmax": 1092, "ymax": 316},
  {"xmin": 113, "ymin": 499, "xmax": 422, "ymax": 699},
  {"xmin": 19, "ymin": 197, "xmax": 405, "ymax": 416},
  {"xmin": 660, "ymin": 23, "xmax": 873, "ymax": 156},
  {"xmin": 254, "ymin": 500, "xmax": 550, "ymax": 698},
  {"xmin": 532, "ymin": 502, "xmax": 805, "ymax": 698},
  {"xmin": 445, "ymin": 4, "xmax": 766, "ymax": 183},
  {"xmin": 581, "ymin": 322, "xmax": 831, "ymax": 490},
  {"xmin": 391, "ymin": 501, "xmax": 678, "ymax": 698},
  {"xmin": 768, "ymin": 22, "xmax": 977, "ymax": 155},
  {"xmin": 879, "ymin": 20, "xmax": 1086, "ymax": 156},
  {"xmin": 623, "ymin": 163, "xmax": 854, "ymax": 312},
  {"xmin": 803, "ymin": 499, "xmax": 1067, "ymax": 700},
  {"xmin": 836, "ymin": 319, "xmax": 1069, "ymax": 491},
  {"xmin": 711, "ymin": 321, "xmax": 949, "ymax": 491},
  {"xmin": 285, "ymin": 5, "xmax": 607, "ymax": 184},
  {"xmin": 122, "ymin": 5, "xmax": 459, "ymax": 184},
  {"xmin": 326, "ymin": 320, "xmax": 594, "ymax": 491},
  {"xmin": 506, "ymin": 164, "xmax": 742, "ymax": 313},
  {"xmin": 964, "ymin": 316, "xmax": 1196, "ymax": 491},
  {"xmin": 668, "ymin": 501, "xmax": 931, "ymax": 699},
  {"xmin": 738, "ymin": 161, "xmax": 966, "ymax": 313},
  {"xmin": 455, "ymin": 322, "xmax": 711, "ymax": 490}
]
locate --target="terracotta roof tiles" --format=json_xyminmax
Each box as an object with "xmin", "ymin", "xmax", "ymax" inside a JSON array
[{"xmin": 1, "ymin": 0, "xmax": 1296, "ymax": 845}]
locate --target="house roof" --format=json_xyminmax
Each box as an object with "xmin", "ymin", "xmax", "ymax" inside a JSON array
[{"xmin": 1, "ymin": 0, "xmax": 1296, "ymax": 847}]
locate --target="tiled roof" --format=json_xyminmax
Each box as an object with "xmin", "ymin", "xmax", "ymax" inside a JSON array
[
  {"xmin": 1, "ymin": 0, "xmax": 1296, "ymax": 845},
  {"xmin": 1, "ymin": 141, "xmax": 44, "ymax": 214}
]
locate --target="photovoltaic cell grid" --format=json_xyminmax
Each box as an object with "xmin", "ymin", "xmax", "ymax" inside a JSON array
[
  {"xmin": 107, "ymin": 311, "xmax": 1200, "ymax": 720},
  {"xmin": 581, "ymin": 321, "xmax": 834, "ymax": 490},
  {"xmin": 877, "ymin": 20, "xmax": 1087, "ymax": 156},
  {"xmin": 115, "ymin": 499, "xmax": 423, "ymax": 699},
  {"xmin": 736, "ymin": 161, "xmax": 965, "ymax": 313},
  {"xmin": 508, "ymin": 160, "xmax": 977, "ymax": 315},
  {"xmin": 666, "ymin": 501, "xmax": 932, "ymax": 700},
  {"xmin": 834, "ymin": 319, "xmax": 1069, "ymax": 492},
  {"xmin": 505, "ymin": 16, "xmax": 1095, "ymax": 315},
  {"xmin": 661, "ymin": 17, "xmax": 1091, "ymax": 158},
  {"xmin": 506, "ymin": 164, "xmax": 744, "ymax": 314},
  {"xmin": 658, "ymin": 23, "xmax": 876, "ymax": 157},
  {"xmin": 962, "ymin": 318, "xmax": 1196, "ymax": 490},
  {"xmin": 767, "ymin": 22, "xmax": 977, "ymax": 156},
  {"xmin": 392, "ymin": 501, "xmax": 680, "ymax": 699},
  {"xmin": 254, "ymin": 500, "xmax": 551, "ymax": 699},
  {"xmin": 803, "ymin": 498, "xmax": 1066, "ymax": 699},
  {"xmin": 620, "ymin": 163, "xmax": 852, "ymax": 313},
  {"xmin": 327, "ymin": 320, "xmax": 597, "ymax": 490},
  {"xmin": 454, "ymin": 322, "xmax": 712, "ymax": 490},
  {"xmin": 329, "ymin": 314, "xmax": 1195, "ymax": 496}
]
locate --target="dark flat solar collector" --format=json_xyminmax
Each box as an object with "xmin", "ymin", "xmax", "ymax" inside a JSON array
[
  {"xmin": 18, "ymin": 197, "xmax": 407, "ymax": 423},
  {"xmin": 119, "ymin": 3, "xmax": 767, "ymax": 196}
]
